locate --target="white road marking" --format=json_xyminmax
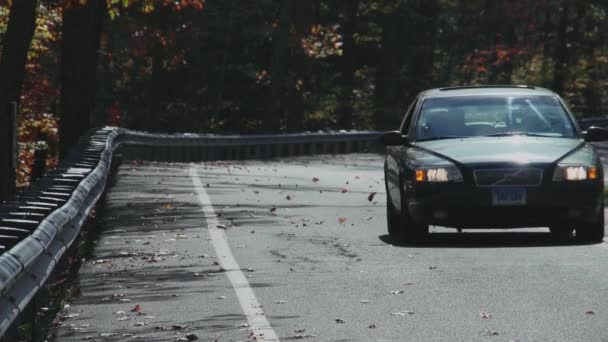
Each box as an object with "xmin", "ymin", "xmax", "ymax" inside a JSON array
[{"xmin": 189, "ymin": 166, "xmax": 280, "ymax": 341}]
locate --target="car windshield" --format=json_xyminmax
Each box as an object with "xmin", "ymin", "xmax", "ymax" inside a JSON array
[{"xmin": 415, "ymin": 95, "xmax": 577, "ymax": 141}]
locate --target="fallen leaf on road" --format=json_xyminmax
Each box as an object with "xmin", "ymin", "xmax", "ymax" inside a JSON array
[
  {"xmin": 340, "ymin": 188, "xmax": 349, "ymax": 193},
  {"xmin": 369, "ymin": 324, "xmax": 377, "ymax": 329},
  {"xmin": 368, "ymin": 192, "xmax": 377, "ymax": 202},
  {"xmin": 389, "ymin": 290, "xmax": 404, "ymax": 294},
  {"xmin": 586, "ymin": 310, "xmax": 595, "ymax": 315},
  {"xmin": 360, "ymin": 300, "xmax": 371, "ymax": 304},
  {"xmin": 312, "ymin": 177, "xmax": 319, "ymax": 182},
  {"xmin": 391, "ymin": 311, "xmax": 414, "ymax": 317},
  {"xmin": 403, "ymin": 282, "xmax": 414, "ymax": 286},
  {"xmin": 429, "ymin": 266, "xmax": 437, "ymax": 270},
  {"xmin": 286, "ymin": 195, "xmax": 292, "ymax": 200},
  {"xmin": 481, "ymin": 329, "xmax": 499, "ymax": 336},
  {"xmin": 270, "ymin": 207, "xmax": 277, "ymax": 213},
  {"xmin": 338, "ymin": 217, "xmax": 347, "ymax": 224},
  {"xmin": 335, "ymin": 318, "xmax": 345, "ymax": 323},
  {"xmin": 185, "ymin": 333, "xmax": 199, "ymax": 341},
  {"xmin": 480, "ymin": 312, "xmax": 493, "ymax": 319},
  {"xmin": 130, "ymin": 305, "xmax": 141, "ymax": 312}
]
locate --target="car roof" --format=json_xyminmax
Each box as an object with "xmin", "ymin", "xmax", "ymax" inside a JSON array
[{"xmin": 420, "ymin": 85, "xmax": 556, "ymax": 99}]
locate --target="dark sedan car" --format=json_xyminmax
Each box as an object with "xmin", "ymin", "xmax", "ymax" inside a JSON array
[{"xmin": 382, "ymin": 85, "xmax": 608, "ymax": 242}]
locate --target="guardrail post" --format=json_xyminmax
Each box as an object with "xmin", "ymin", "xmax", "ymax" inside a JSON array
[{"xmin": 0, "ymin": 102, "xmax": 17, "ymax": 203}]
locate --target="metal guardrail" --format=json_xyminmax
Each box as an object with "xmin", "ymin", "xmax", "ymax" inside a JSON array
[
  {"xmin": 0, "ymin": 127, "xmax": 383, "ymax": 337},
  {"xmin": 118, "ymin": 129, "xmax": 382, "ymax": 161}
]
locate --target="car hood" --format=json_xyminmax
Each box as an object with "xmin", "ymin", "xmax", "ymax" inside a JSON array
[{"xmin": 415, "ymin": 136, "xmax": 584, "ymax": 165}]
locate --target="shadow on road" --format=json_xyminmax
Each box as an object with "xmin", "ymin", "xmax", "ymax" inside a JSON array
[{"xmin": 378, "ymin": 231, "xmax": 599, "ymax": 248}]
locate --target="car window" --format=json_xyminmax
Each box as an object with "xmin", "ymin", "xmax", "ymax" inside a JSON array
[{"xmin": 415, "ymin": 95, "xmax": 576, "ymax": 140}]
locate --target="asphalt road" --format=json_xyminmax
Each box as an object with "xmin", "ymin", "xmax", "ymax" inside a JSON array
[{"xmin": 53, "ymin": 154, "xmax": 608, "ymax": 342}]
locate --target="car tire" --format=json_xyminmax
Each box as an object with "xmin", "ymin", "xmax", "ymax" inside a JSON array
[
  {"xmin": 400, "ymin": 212, "xmax": 429, "ymax": 242},
  {"xmin": 398, "ymin": 189, "xmax": 429, "ymax": 242},
  {"xmin": 386, "ymin": 198, "xmax": 402, "ymax": 238},
  {"xmin": 576, "ymin": 204, "xmax": 604, "ymax": 243},
  {"xmin": 385, "ymin": 183, "xmax": 428, "ymax": 242},
  {"xmin": 549, "ymin": 225, "xmax": 574, "ymax": 240}
]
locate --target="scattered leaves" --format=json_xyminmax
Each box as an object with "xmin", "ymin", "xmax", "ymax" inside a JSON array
[
  {"xmin": 481, "ymin": 329, "xmax": 499, "ymax": 336},
  {"xmin": 368, "ymin": 192, "xmax": 377, "ymax": 202}
]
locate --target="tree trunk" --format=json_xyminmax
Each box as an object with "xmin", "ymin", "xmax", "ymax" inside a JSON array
[
  {"xmin": 0, "ymin": 0, "xmax": 37, "ymax": 201},
  {"xmin": 268, "ymin": 0, "xmax": 292, "ymax": 132},
  {"xmin": 374, "ymin": 10, "xmax": 404, "ymax": 130},
  {"xmin": 552, "ymin": 0, "xmax": 570, "ymax": 95},
  {"xmin": 60, "ymin": 0, "xmax": 106, "ymax": 156},
  {"xmin": 336, "ymin": 0, "xmax": 359, "ymax": 130},
  {"xmin": 285, "ymin": 1, "xmax": 316, "ymax": 131}
]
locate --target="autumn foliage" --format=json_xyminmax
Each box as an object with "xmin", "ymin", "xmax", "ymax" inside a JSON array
[{"xmin": 3, "ymin": 0, "xmax": 608, "ymax": 188}]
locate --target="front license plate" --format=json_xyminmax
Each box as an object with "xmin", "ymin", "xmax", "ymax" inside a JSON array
[{"xmin": 492, "ymin": 188, "xmax": 527, "ymax": 206}]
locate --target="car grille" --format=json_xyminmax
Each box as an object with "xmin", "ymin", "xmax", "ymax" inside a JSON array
[{"xmin": 473, "ymin": 168, "xmax": 543, "ymax": 187}]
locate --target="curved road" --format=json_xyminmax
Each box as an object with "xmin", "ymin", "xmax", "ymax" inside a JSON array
[{"xmin": 54, "ymin": 154, "xmax": 608, "ymax": 342}]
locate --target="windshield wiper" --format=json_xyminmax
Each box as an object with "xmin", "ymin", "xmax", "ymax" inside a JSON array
[
  {"xmin": 416, "ymin": 136, "xmax": 470, "ymax": 142},
  {"xmin": 483, "ymin": 132, "xmax": 558, "ymax": 138}
]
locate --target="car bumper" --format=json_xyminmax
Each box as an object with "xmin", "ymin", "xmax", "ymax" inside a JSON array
[{"xmin": 405, "ymin": 181, "xmax": 603, "ymax": 228}]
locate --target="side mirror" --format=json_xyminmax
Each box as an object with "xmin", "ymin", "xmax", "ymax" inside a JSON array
[
  {"xmin": 380, "ymin": 131, "xmax": 409, "ymax": 146},
  {"xmin": 584, "ymin": 126, "xmax": 608, "ymax": 142}
]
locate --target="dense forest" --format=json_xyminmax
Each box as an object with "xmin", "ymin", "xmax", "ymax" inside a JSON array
[{"xmin": 2, "ymin": 0, "xmax": 608, "ymax": 188}]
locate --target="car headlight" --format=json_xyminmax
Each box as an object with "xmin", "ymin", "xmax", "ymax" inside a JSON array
[
  {"xmin": 415, "ymin": 166, "xmax": 463, "ymax": 183},
  {"xmin": 406, "ymin": 148, "xmax": 463, "ymax": 183},
  {"xmin": 552, "ymin": 146, "xmax": 598, "ymax": 181},
  {"xmin": 553, "ymin": 165, "xmax": 597, "ymax": 181}
]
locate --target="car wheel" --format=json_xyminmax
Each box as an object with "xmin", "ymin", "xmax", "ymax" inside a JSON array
[
  {"xmin": 398, "ymin": 190, "xmax": 429, "ymax": 242},
  {"xmin": 386, "ymin": 198, "xmax": 402, "ymax": 238},
  {"xmin": 400, "ymin": 210, "xmax": 429, "ymax": 242},
  {"xmin": 549, "ymin": 225, "xmax": 574, "ymax": 240},
  {"xmin": 576, "ymin": 205, "xmax": 604, "ymax": 243},
  {"xmin": 385, "ymin": 183, "xmax": 428, "ymax": 242}
]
